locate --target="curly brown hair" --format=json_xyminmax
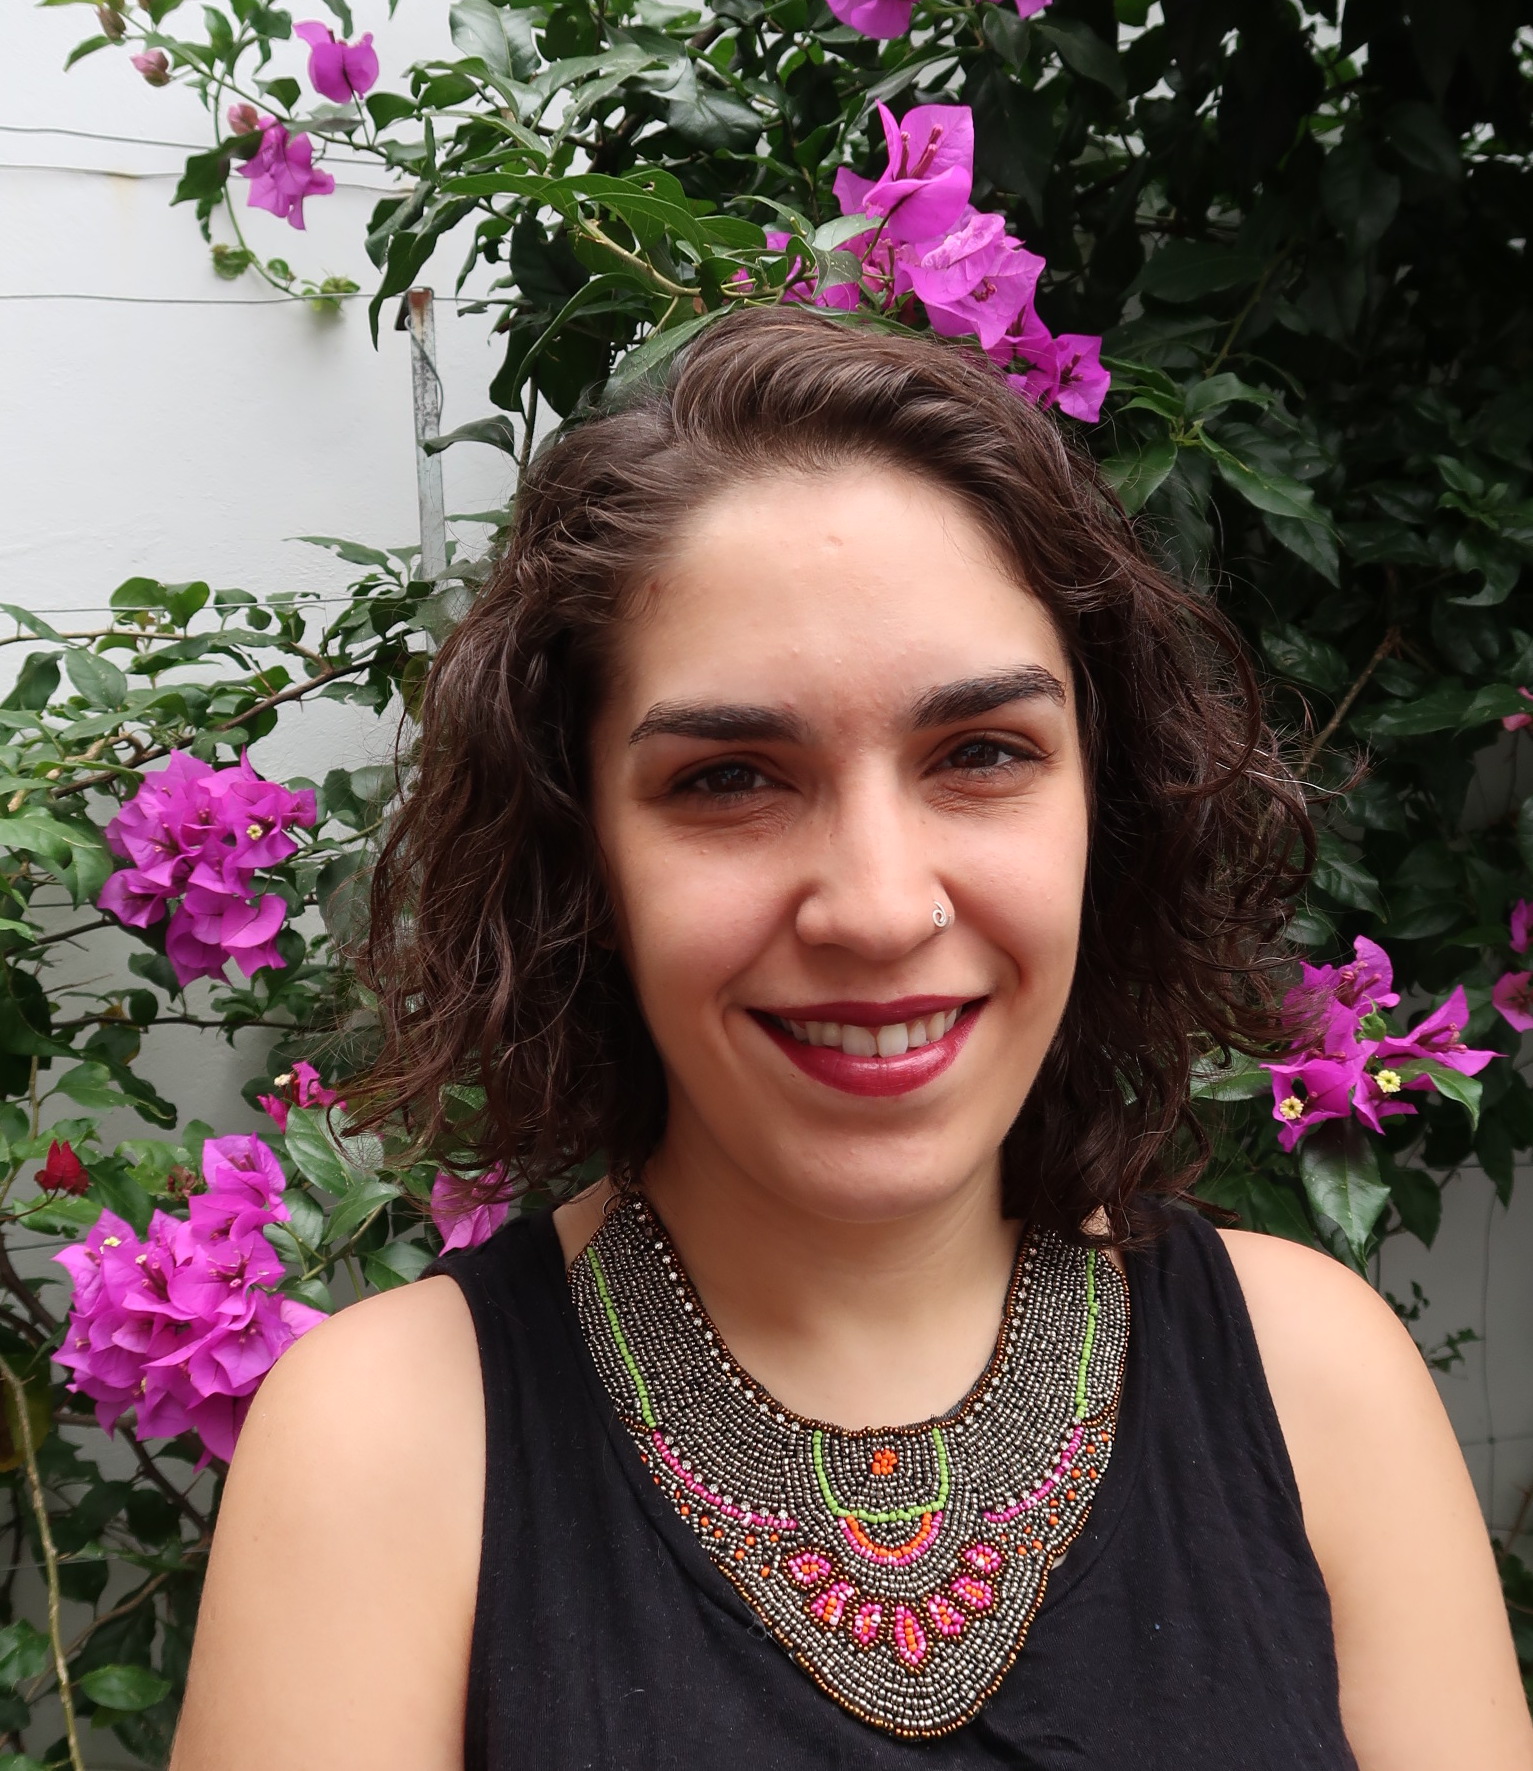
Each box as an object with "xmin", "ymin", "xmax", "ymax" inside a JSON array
[{"xmin": 352, "ymin": 307, "xmax": 1311, "ymax": 1243}]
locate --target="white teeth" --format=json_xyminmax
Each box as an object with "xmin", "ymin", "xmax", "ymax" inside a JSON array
[{"xmin": 779, "ymin": 1008, "xmax": 965, "ymax": 1055}]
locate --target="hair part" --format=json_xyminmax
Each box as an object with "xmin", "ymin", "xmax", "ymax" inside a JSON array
[{"xmin": 351, "ymin": 307, "xmax": 1313, "ymax": 1244}]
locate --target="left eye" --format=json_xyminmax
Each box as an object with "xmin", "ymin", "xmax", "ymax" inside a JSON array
[
  {"xmin": 678, "ymin": 763, "xmax": 769, "ymax": 796},
  {"xmin": 942, "ymin": 740, "xmax": 1023, "ymax": 772}
]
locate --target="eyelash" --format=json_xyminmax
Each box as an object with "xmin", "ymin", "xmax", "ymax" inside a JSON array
[{"xmin": 669, "ymin": 737, "xmax": 1041, "ymax": 801}]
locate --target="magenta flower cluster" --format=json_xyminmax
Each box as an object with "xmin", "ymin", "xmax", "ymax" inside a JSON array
[
  {"xmin": 430, "ymin": 1170, "xmax": 510, "ymax": 1252},
  {"xmin": 830, "ymin": 0, "xmax": 1047, "ymax": 42},
  {"xmin": 1264, "ymin": 936, "xmax": 1495, "ymax": 1151},
  {"xmin": 773, "ymin": 104, "xmax": 1108, "ymax": 422},
  {"xmin": 230, "ymin": 21, "xmax": 375, "ymax": 231},
  {"xmin": 98, "ymin": 752, "xmax": 315, "ymax": 988},
  {"xmin": 53, "ymin": 1135, "xmax": 327, "ymax": 1465}
]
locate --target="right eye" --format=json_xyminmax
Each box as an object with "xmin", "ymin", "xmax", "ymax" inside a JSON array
[{"xmin": 672, "ymin": 762, "xmax": 772, "ymax": 799}]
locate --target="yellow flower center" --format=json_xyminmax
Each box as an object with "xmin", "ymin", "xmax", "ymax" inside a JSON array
[
  {"xmin": 1278, "ymin": 1095, "xmax": 1305, "ymax": 1121},
  {"xmin": 1375, "ymin": 1069, "xmax": 1402, "ymax": 1095},
  {"xmin": 246, "ymin": 822, "xmax": 265, "ymax": 839}
]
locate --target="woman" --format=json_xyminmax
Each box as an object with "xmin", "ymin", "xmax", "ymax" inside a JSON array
[{"xmin": 171, "ymin": 311, "xmax": 1530, "ymax": 1769}]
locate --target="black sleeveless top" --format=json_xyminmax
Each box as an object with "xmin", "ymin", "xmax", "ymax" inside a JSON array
[{"xmin": 427, "ymin": 1206, "xmax": 1357, "ymax": 1769}]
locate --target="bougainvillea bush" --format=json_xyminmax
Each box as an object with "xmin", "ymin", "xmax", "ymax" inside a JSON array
[{"xmin": 5, "ymin": 0, "xmax": 1533, "ymax": 1759}]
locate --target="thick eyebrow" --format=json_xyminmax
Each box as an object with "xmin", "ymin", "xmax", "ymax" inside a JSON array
[
  {"xmin": 629, "ymin": 667, "xmax": 1066, "ymax": 747},
  {"xmin": 908, "ymin": 666, "xmax": 1067, "ymax": 729},
  {"xmin": 629, "ymin": 702, "xmax": 809, "ymax": 745}
]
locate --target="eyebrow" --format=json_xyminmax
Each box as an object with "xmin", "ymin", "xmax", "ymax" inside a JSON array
[{"xmin": 629, "ymin": 667, "xmax": 1066, "ymax": 747}]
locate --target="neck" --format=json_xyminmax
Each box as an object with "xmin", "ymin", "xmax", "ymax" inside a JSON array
[{"xmin": 628, "ymin": 1124, "xmax": 1021, "ymax": 1431}]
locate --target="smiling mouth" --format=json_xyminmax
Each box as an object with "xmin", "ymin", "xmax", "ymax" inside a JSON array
[
  {"xmin": 761, "ymin": 1007, "xmax": 963, "ymax": 1058},
  {"xmin": 748, "ymin": 999, "xmax": 985, "ymax": 1097}
]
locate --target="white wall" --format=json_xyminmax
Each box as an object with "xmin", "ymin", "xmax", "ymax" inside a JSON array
[{"xmin": 6, "ymin": 0, "xmax": 1533, "ymax": 1642}]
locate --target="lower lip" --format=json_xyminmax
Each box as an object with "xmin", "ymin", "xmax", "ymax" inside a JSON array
[{"xmin": 755, "ymin": 1006, "xmax": 982, "ymax": 1098}]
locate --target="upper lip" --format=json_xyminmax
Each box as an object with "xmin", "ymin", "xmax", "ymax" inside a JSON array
[{"xmin": 750, "ymin": 995, "xmax": 979, "ymax": 1026}]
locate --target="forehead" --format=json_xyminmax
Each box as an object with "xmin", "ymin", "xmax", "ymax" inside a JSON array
[{"xmin": 605, "ymin": 466, "xmax": 1070, "ymax": 724}]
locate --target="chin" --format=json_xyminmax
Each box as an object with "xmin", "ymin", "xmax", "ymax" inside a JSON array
[{"xmin": 744, "ymin": 1140, "xmax": 1000, "ymax": 1226}]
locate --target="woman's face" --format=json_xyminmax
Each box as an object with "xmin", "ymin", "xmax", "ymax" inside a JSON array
[{"xmin": 588, "ymin": 465, "xmax": 1091, "ymax": 1225}]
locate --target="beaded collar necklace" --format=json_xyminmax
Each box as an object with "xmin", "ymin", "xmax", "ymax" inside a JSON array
[{"xmin": 570, "ymin": 1195, "xmax": 1130, "ymax": 1738}]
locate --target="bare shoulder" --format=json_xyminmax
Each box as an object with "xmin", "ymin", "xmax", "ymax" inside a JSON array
[
  {"xmin": 171, "ymin": 1275, "xmax": 484, "ymax": 1771},
  {"xmin": 1215, "ymin": 1227, "xmax": 1532, "ymax": 1770},
  {"xmin": 1216, "ymin": 1226, "xmax": 1425, "ymax": 1399}
]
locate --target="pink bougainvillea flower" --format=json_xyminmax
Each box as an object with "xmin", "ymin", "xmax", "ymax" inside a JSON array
[
  {"xmin": 39, "ymin": 1140, "xmax": 89, "ymax": 1196},
  {"xmin": 1501, "ymin": 687, "xmax": 1533, "ymax": 732},
  {"xmin": 826, "ymin": 0, "xmax": 912, "ymax": 36},
  {"xmin": 841, "ymin": 103, "xmax": 974, "ymax": 245},
  {"xmin": 1265, "ymin": 1000, "xmax": 1372, "ymax": 1151},
  {"xmin": 1494, "ymin": 971, "xmax": 1533, "ymax": 1032},
  {"xmin": 1012, "ymin": 0, "xmax": 1051, "ymax": 13},
  {"xmin": 130, "ymin": 49, "xmax": 170, "ymax": 85},
  {"xmin": 52, "ymin": 1137, "xmax": 326, "ymax": 1467},
  {"xmin": 901, "ymin": 211, "xmax": 1044, "ymax": 350},
  {"xmin": 294, "ymin": 20, "xmax": 379, "ymax": 104},
  {"xmin": 258, "ymin": 1059, "xmax": 345, "ymax": 1133},
  {"xmin": 238, "ymin": 119, "xmax": 335, "ymax": 230},
  {"xmin": 431, "ymin": 1171, "xmax": 511, "ymax": 1252},
  {"xmin": 101, "ymin": 752, "xmax": 312, "ymax": 985},
  {"xmin": 1374, "ymin": 987, "xmax": 1494, "ymax": 1078},
  {"xmin": 1511, "ymin": 899, "xmax": 1532, "ymax": 955}
]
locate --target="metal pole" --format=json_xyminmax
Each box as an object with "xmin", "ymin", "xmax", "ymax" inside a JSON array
[{"xmin": 396, "ymin": 287, "xmax": 447, "ymax": 581}]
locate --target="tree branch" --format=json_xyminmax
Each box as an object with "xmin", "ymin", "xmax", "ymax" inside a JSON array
[
  {"xmin": 1297, "ymin": 627, "xmax": 1400, "ymax": 776},
  {"xmin": 128, "ymin": 1433, "xmax": 213, "ymax": 1537},
  {"xmin": 0, "ymin": 1354, "xmax": 85, "ymax": 1771},
  {"xmin": 0, "ymin": 1237, "xmax": 58, "ymax": 1335}
]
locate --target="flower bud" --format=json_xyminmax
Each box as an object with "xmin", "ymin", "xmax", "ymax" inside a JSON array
[
  {"xmin": 130, "ymin": 48, "xmax": 170, "ymax": 85},
  {"xmin": 39, "ymin": 1140, "xmax": 89, "ymax": 1196},
  {"xmin": 96, "ymin": 5, "xmax": 126, "ymax": 40},
  {"xmin": 227, "ymin": 102, "xmax": 261, "ymax": 135}
]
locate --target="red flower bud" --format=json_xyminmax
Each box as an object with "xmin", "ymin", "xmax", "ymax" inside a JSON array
[
  {"xmin": 39, "ymin": 1140, "xmax": 88, "ymax": 1196},
  {"xmin": 227, "ymin": 102, "xmax": 262, "ymax": 135},
  {"xmin": 96, "ymin": 5, "xmax": 126, "ymax": 40}
]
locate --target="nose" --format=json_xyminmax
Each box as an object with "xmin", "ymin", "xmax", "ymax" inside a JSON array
[{"xmin": 793, "ymin": 768, "xmax": 943, "ymax": 962}]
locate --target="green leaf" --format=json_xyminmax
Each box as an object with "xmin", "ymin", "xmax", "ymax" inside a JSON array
[
  {"xmin": 64, "ymin": 33, "xmax": 112, "ymax": 67},
  {"xmin": 1383, "ymin": 100, "xmax": 1461, "ymax": 180},
  {"xmin": 282, "ymin": 1105, "xmax": 358, "ymax": 1194},
  {"xmin": 1383, "ymin": 1154, "xmax": 1442, "ymax": 1247},
  {"xmin": 366, "ymin": 91, "xmax": 417, "ymax": 129},
  {"xmin": 1036, "ymin": 18, "xmax": 1126, "ymax": 98},
  {"xmin": 1260, "ymin": 621, "xmax": 1348, "ymax": 693},
  {"xmin": 606, "ymin": 312, "xmax": 716, "ymax": 401},
  {"xmin": 324, "ymin": 1179, "xmax": 399, "ymax": 1246},
  {"xmin": 1188, "ymin": 1053, "xmax": 1272, "ymax": 1101},
  {"xmin": 1458, "ymin": 683, "xmax": 1528, "ymax": 728},
  {"xmin": 77, "ymin": 1663, "xmax": 171, "ymax": 1712},
  {"xmin": 362, "ymin": 1240, "xmax": 433, "ymax": 1291},
  {"xmin": 420, "ymin": 415, "xmax": 521, "ymax": 457},
  {"xmin": 53, "ymin": 1061, "xmax": 124, "ymax": 1111},
  {"xmin": 0, "ymin": 1621, "xmax": 49, "ymax": 1691},
  {"xmin": 1395, "ymin": 1058, "xmax": 1482, "ymax": 1131},
  {"xmin": 1311, "ymin": 838, "xmax": 1384, "ymax": 913},
  {"xmin": 1262, "ymin": 510, "xmax": 1341, "ymax": 584},
  {"xmin": 1354, "ymin": 679, "xmax": 1471, "ymax": 737},
  {"xmin": 1134, "ymin": 241, "xmax": 1264, "ymax": 303},
  {"xmin": 1, "ymin": 654, "xmax": 60, "ymax": 712},
  {"xmin": 1320, "ymin": 138, "xmax": 1401, "ymax": 252},
  {"xmin": 1184, "ymin": 373, "xmax": 1274, "ymax": 419},
  {"xmin": 1298, "ymin": 1120, "xmax": 1390, "ymax": 1259},
  {"xmin": 450, "ymin": 0, "xmax": 538, "ymax": 78},
  {"xmin": 0, "ymin": 813, "xmax": 113, "ymax": 906},
  {"xmin": 64, "ymin": 649, "xmax": 128, "ymax": 710},
  {"xmin": 1209, "ymin": 445, "xmax": 1329, "ymax": 528},
  {"xmin": 1100, "ymin": 433, "xmax": 1176, "ymax": 514},
  {"xmin": 0, "ymin": 606, "xmax": 62, "ymax": 643}
]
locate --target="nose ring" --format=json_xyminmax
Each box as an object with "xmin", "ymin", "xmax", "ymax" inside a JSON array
[{"xmin": 932, "ymin": 901, "xmax": 952, "ymax": 931}]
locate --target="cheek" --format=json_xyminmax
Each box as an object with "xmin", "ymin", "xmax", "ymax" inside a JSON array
[{"xmin": 604, "ymin": 816, "xmax": 785, "ymax": 1029}]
